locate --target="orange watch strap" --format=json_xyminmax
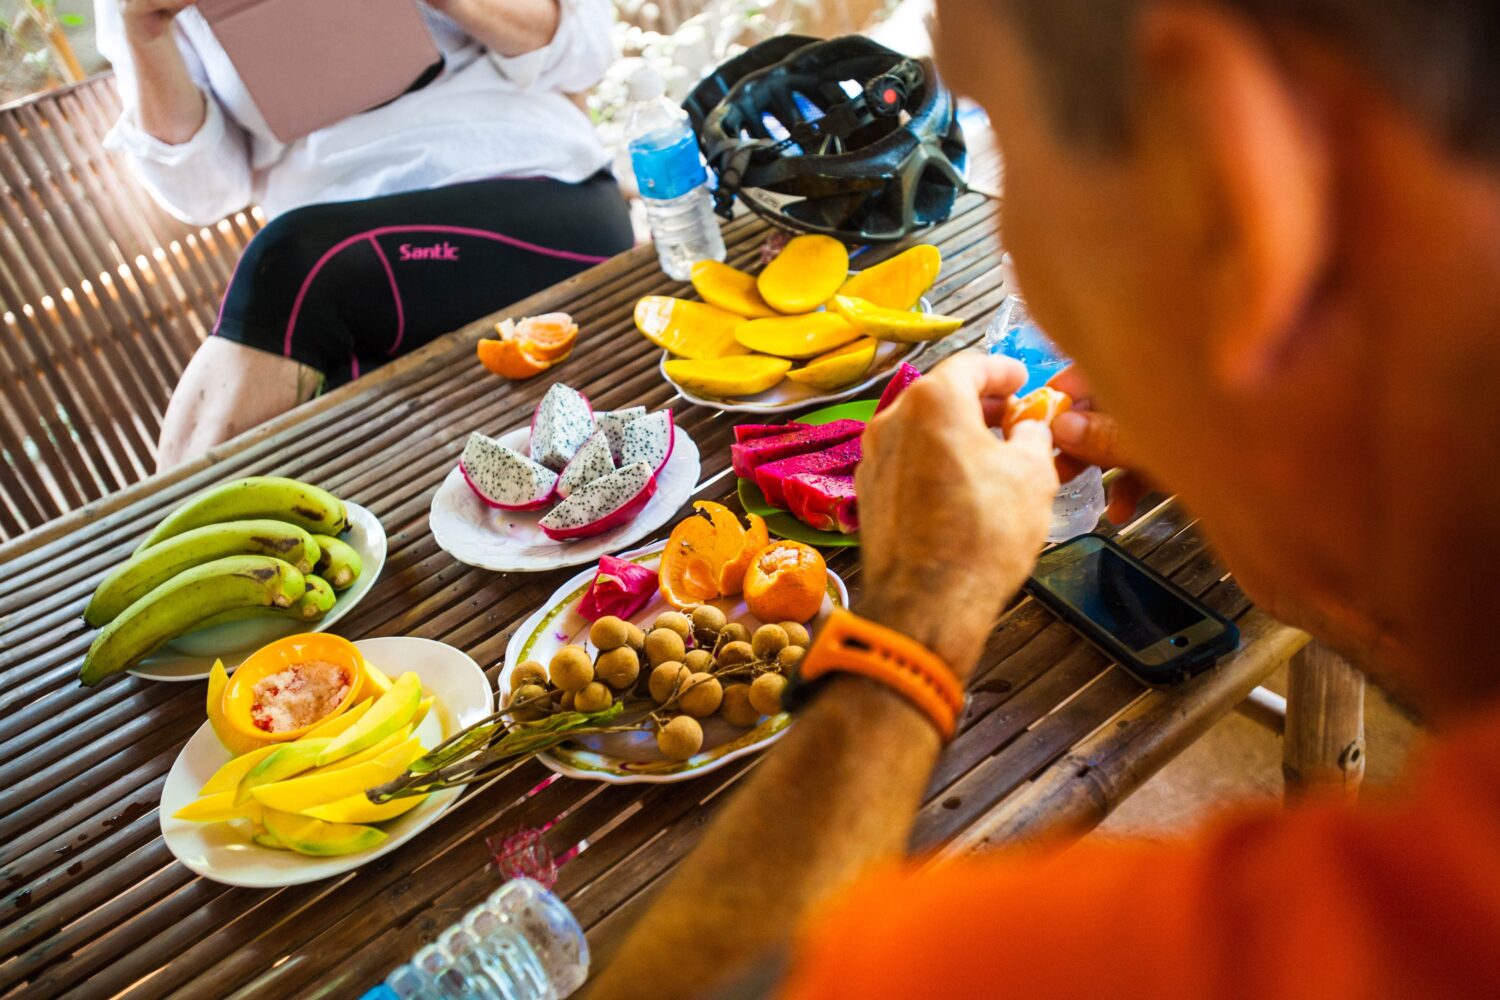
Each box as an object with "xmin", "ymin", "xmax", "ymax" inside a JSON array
[{"xmin": 801, "ymin": 608, "xmax": 964, "ymax": 741}]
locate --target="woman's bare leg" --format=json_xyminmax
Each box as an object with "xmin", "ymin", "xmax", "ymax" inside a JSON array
[{"xmin": 156, "ymin": 337, "xmax": 323, "ymax": 472}]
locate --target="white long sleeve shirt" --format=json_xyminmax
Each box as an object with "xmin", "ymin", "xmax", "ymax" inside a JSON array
[{"xmin": 96, "ymin": 0, "xmax": 615, "ymax": 225}]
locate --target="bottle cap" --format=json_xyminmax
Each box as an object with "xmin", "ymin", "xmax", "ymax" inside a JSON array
[{"xmin": 626, "ymin": 63, "xmax": 666, "ymax": 103}]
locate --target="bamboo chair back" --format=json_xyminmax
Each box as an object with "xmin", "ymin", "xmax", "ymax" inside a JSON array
[{"xmin": 0, "ymin": 73, "xmax": 259, "ymax": 541}]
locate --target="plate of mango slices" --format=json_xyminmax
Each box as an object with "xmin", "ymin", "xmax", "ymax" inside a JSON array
[
  {"xmin": 641, "ymin": 239, "xmax": 960, "ymax": 413},
  {"xmin": 159, "ymin": 635, "xmax": 491, "ymax": 888}
]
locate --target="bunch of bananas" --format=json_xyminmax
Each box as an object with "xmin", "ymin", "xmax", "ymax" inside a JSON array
[{"xmin": 81, "ymin": 476, "xmax": 364, "ymax": 685}]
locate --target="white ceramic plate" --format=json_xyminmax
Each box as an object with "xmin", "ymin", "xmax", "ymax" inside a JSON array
[
  {"xmin": 159, "ymin": 636, "xmax": 493, "ymax": 888},
  {"xmin": 428, "ymin": 418, "xmax": 701, "ymax": 573},
  {"xmin": 658, "ymin": 294, "xmax": 929, "ymax": 414},
  {"xmin": 129, "ymin": 502, "xmax": 388, "ymax": 682},
  {"xmin": 501, "ymin": 544, "xmax": 848, "ymax": 784}
]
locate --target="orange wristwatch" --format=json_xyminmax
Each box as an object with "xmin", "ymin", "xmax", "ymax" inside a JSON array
[{"xmin": 791, "ymin": 608, "xmax": 964, "ymax": 741}]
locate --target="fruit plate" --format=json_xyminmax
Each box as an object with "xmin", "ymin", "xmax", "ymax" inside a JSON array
[
  {"xmin": 159, "ymin": 636, "xmax": 493, "ymax": 888},
  {"xmin": 502, "ymin": 544, "xmax": 849, "ymax": 784},
  {"xmin": 736, "ymin": 400, "xmax": 877, "ymax": 548},
  {"xmin": 128, "ymin": 502, "xmax": 388, "ymax": 682},
  {"xmin": 428, "ymin": 421, "xmax": 701, "ymax": 573},
  {"xmin": 658, "ymin": 293, "xmax": 930, "ymax": 414}
]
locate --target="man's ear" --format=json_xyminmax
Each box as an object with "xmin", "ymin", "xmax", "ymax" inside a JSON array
[{"xmin": 1136, "ymin": 3, "xmax": 1329, "ymax": 389}]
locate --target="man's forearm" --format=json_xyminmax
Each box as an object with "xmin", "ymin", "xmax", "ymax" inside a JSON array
[
  {"xmin": 429, "ymin": 0, "xmax": 559, "ymax": 57},
  {"xmin": 128, "ymin": 34, "xmax": 206, "ymax": 144},
  {"xmin": 583, "ymin": 675, "xmax": 943, "ymax": 1000}
]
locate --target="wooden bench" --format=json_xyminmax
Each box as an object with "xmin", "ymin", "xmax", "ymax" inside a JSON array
[{"xmin": 0, "ymin": 73, "xmax": 260, "ymax": 541}]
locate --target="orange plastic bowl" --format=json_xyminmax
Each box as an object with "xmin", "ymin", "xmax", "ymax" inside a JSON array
[{"xmin": 221, "ymin": 633, "xmax": 366, "ymax": 743}]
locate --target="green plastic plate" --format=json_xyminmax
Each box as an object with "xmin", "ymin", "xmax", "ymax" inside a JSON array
[{"xmin": 735, "ymin": 399, "xmax": 879, "ymax": 548}]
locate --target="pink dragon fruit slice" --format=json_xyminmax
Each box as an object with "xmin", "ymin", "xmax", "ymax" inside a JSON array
[
  {"xmin": 733, "ymin": 422, "xmax": 810, "ymax": 444},
  {"xmin": 576, "ymin": 554, "xmax": 659, "ymax": 622},
  {"xmin": 874, "ymin": 362, "xmax": 922, "ymax": 414},
  {"xmin": 784, "ymin": 473, "xmax": 859, "ymax": 534},
  {"xmin": 595, "ymin": 407, "xmax": 647, "ymax": 461},
  {"xmin": 729, "ymin": 419, "xmax": 865, "ymax": 479},
  {"xmin": 530, "ymin": 384, "xmax": 595, "ymax": 471},
  {"xmin": 619, "ymin": 410, "xmax": 675, "ymax": 476},
  {"xmin": 754, "ymin": 438, "xmax": 863, "ymax": 509},
  {"xmin": 556, "ymin": 431, "xmax": 616, "ymax": 499},
  {"xmin": 459, "ymin": 432, "xmax": 557, "ymax": 510},
  {"xmin": 538, "ymin": 462, "xmax": 657, "ymax": 541}
]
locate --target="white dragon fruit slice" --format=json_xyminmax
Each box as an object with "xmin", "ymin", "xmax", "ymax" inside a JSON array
[
  {"xmin": 619, "ymin": 410, "xmax": 675, "ymax": 476},
  {"xmin": 556, "ymin": 431, "xmax": 616, "ymax": 499},
  {"xmin": 538, "ymin": 462, "xmax": 657, "ymax": 541},
  {"xmin": 595, "ymin": 406, "xmax": 646, "ymax": 462},
  {"xmin": 459, "ymin": 432, "xmax": 557, "ymax": 510},
  {"xmin": 529, "ymin": 384, "xmax": 595, "ymax": 471}
]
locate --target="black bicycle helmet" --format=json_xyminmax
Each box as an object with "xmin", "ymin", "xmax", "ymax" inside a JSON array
[{"xmin": 684, "ymin": 35, "xmax": 967, "ymax": 243}]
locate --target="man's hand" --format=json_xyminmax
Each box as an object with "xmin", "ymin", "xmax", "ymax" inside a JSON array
[
  {"xmin": 857, "ymin": 352, "xmax": 1058, "ymax": 678},
  {"xmin": 1047, "ymin": 365, "xmax": 1153, "ymax": 524},
  {"xmin": 120, "ymin": 0, "xmax": 195, "ymax": 45}
]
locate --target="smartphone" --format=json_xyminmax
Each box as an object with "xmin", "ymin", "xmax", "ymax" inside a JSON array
[{"xmin": 1024, "ymin": 533, "xmax": 1240, "ymax": 686}]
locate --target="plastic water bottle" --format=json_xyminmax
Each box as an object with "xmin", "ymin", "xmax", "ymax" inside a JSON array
[
  {"xmin": 363, "ymin": 879, "xmax": 589, "ymax": 1000},
  {"xmin": 625, "ymin": 64, "xmax": 726, "ymax": 281},
  {"xmin": 986, "ymin": 282, "xmax": 1107, "ymax": 542}
]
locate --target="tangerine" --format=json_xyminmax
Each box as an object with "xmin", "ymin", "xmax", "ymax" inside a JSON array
[
  {"xmin": 1002, "ymin": 386, "xmax": 1072, "ymax": 436},
  {"xmin": 742, "ymin": 541, "xmax": 827, "ymax": 623},
  {"xmin": 512, "ymin": 312, "xmax": 578, "ymax": 361},
  {"xmin": 659, "ymin": 501, "xmax": 770, "ymax": 609}
]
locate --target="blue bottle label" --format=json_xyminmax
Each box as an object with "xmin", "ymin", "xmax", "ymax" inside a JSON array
[{"xmin": 630, "ymin": 128, "xmax": 707, "ymax": 201}]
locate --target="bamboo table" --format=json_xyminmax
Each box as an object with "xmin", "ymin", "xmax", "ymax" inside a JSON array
[{"xmin": 0, "ymin": 184, "xmax": 1308, "ymax": 998}]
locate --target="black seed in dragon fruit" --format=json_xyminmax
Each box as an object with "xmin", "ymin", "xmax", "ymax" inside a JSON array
[
  {"xmin": 557, "ymin": 431, "xmax": 616, "ymax": 499},
  {"xmin": 530, "ymin": 384, "xmax": 595, "ymax": 471},
  {"xmin": 459, "ymin": 432, "xmax": 558, "ymax": 510},
  {"xmin": 619, "ymin": 410, "xmax": 675, "ymax": 476},
  {"xmin": 538, "ymin": 462, "xmax": 658, "ymax": 541},
  {"xmin": 595, "ymin": 407, "xmax": 646, "ymax": 461}
]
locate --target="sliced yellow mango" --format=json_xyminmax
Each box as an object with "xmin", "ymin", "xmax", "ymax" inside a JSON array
[
  {"xmin": 734, "ymin": 312, "xmax": 864, "ymax": 360},
  {"xmin": 360, "ymin": 661, "xmax": 394, "ymax": 699},
  {"xmin": 252, "ymin": 831, "xmax": 289, "ymax": 850},
  {"xmin": 174, "ymin": 791, "xmax": 264, "ymax": 824},
  {"xmin": 690, "ymin": 260, "xmax": 779, "ymax": 318},
  {"xmin": 234, "ymin": 738, "xmax": 333, "ymax": 805},
  {"xmin": 317, "ymin": 672, "xmax": 421, "ymax": 766},
  {"xmin": 634, "ymin": 296, "xmax": 749, "ymax": 360},
  {"xmin": 305, "ymin": 725, "xmax": 411, "ymax": 776},
  {"xmin": 304, "ymin": 698, "xmax": 373, "ymax": 741},
  {"xmin": 262, "ymin": 807, "xmax": 387, "ymax": 857},
  {"xmin": 300, "ymin": 790, "xmax": 428, "ymax": 824},
  {"xmin": 206, "ymin": 659, "xmax": 270, "ymax": 756},
  {"xmin": 831, "ymin": 295, "xmax": 964, "ymax": 343},
  {"xmin": 199, "ymin": 744, "xmax": 280, "ymax": 797},
  {"xmin": 838, "ymin": 244, "xmax": 941, "ymax": 311},
  {"xmin": 253, "ymin": 737, "xmax": 425, "ymax": 813},
  {"xmin": 757, "ymin": 234, "xmax": 848, "ymax": 313},
  {"xmin": 785, "ymin": 337, "xmax": 880, "ymax": 391},
  {"xmin": 664, "ymin": 355, "xmax": 792, "ymax": 398},
  {"xmin": 410, "ymin": 695, "xmax": 436, "ymax": 734}
]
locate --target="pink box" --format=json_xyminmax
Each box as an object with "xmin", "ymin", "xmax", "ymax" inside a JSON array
[{"xmin": 196, "ymin": 0, "xmax": 442, "ymax": 142}]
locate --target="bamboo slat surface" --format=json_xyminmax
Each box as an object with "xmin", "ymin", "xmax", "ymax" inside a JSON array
[
  {"xmin": 0, "ymin": 175, "xmax": 1294, "ymax": 998},
  {"xmin": 0, "ymin": 74, "xmax": 260, "ymax": 542}
]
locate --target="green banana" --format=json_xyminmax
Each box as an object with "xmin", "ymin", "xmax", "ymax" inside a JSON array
[
  {"xmin": 86, "ymin": 520, "xmax": 321, "ymax": 627},
  {"xmin": 79, "ymin": 556, "xmax": 307, "ymax": 686},
  {"xmin": 137, "ymin": 477, "xmax": 348, "ymax": 553},
  {"xmin": 192, "ymin": 574, "xmax": 338, "ymax": 630},
  {"xmin": 311, "ymin": 534, "xmax": 363, "ymax": 591}
]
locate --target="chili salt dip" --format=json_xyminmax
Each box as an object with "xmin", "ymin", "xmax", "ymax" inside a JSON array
[{"xmin": 250, "ymin": 660, "xmax": 350, "ymax": 733}]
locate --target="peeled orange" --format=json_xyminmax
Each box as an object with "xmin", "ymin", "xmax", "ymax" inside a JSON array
[
  {"xmin": 1002, "ymin": 387, "xmax": 1072, "ymax": 436},
  {"xmin": 477, "ymin": 336, "xmax": 551, "ymax": 379},
  {"xmin": 659, "ymin": 502, "xmax": 769, "ymax": 610},
  {"xmin": 743, "ymin": 541, "xmax": 827, "ymax": 623}
]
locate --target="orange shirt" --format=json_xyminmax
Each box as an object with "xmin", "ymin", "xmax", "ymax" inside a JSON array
[{"xmin": 783, "ymin": 702, "xmax": 1500, "ymax": 999}]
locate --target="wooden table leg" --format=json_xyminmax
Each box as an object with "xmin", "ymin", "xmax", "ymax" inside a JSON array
[{"xmin": 1283, "ymin": 642, "xmax": 1366, "ymax": 799}]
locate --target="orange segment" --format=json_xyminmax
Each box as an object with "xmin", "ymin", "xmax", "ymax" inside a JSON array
[
  {"xmin": 1002, "ymin": 387, "xmax": 1073, "ymax": 436},
  {"xmin": 743, "ymin": 541, "xmax": 828, "ymax": 623},
  {"xmin": 512, "ymin": 313, "xmax": 578, "ymax": 361},
  {"xmin": 718, "ymin": 513, "xmax": 768, "ymax": 595}
]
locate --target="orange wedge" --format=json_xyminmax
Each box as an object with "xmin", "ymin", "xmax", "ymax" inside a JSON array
[
  {"xmin": 1002, "ymin": 387, "xmax": 1073, "ymax": 436},
  {"xmin": 512, "ymin": 313, "xmax": 578, "ymax": 362}
]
